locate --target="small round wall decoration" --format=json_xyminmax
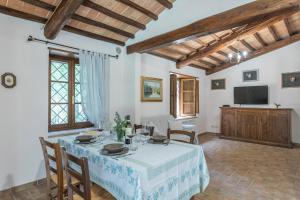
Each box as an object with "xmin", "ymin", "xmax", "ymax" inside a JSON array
[{"xmin": 1, "ymin": 73, "xmax": 16, "ymax": 88}]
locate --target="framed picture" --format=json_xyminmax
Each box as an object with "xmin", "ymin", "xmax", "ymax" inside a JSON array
[
  {"xmin": 211, "ymin": 79, "xmax": 226, "ymax": 90},
  {"xmin": 1, "ymin": 73, "xmax": 16, "ymax": 88},
  {"xmin": 282, "ymin": 71, "xmax": 300, "ymax": 88},
  {"xmin": 243, "ymin": 69, "xmax": 259, "ymax": 82},
  {"xmin": 141, "ymin": 76, "xmax": 163, "ymax": 102}
]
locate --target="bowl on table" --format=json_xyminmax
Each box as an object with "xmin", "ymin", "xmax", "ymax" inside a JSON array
[{"xmin": 75, "ymin": 135, "xmax": 97, "ymax": 144}]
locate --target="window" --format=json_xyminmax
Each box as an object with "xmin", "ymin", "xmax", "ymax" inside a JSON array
[
  {"xmin": 49, "ymin": 55, "xmax": 92, "ymax": 131},
  {"xmin": 170, "ymin": 73, "xmax": 199, "ymax": 118}
]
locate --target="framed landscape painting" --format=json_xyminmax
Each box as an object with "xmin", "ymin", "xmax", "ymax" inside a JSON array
[{"xmin": 141, "ymin": 76, "xmax": 163, "ymax": 102}]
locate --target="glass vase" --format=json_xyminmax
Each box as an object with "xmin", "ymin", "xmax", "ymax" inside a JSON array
[{"xmin": 117, "ymin": 131, "xmax": 124, "ymax": 142}]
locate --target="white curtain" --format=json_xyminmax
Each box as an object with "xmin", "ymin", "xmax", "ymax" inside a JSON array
[{"xmin": 79, "ymin": 50, "xmax": 110, "ymax": 128}]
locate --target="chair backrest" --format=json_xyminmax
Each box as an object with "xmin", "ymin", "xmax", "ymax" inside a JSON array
[
  {"xmin": 134, "ymin": 124, "xmax": 155, "ymax": 136},
  {"xmin": 39, "ymin": 137, "xmax": 64, "ymax": 200},
  {"xmin": 167, "ymin": 129, "xmax": 196, "ymax": 144},
  {"xmin": 62, "ymin": 149, "xmax": 91, "ymax": 200}
]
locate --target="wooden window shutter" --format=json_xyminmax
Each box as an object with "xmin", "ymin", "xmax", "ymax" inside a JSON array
[
  {"xmin": 180, "ymin": 79, "xmax": 196, "ymax": 116},
  {"xmin": 170, "ymin": 74, "xmax": 177, "ymax": 118},
  {"xmin": 195, "ymin": 80, "xmax": 199, "ymax": 114}
]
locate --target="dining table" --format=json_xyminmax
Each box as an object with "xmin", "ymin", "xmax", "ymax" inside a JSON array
[{"xmin": 58, "ymin": 133, "xmax": 210, "ymax": 200}]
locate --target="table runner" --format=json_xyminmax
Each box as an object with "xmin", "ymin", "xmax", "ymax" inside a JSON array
[{"xmin": 59, "ymin": 136, "xmax": 209, "ymax": 200}]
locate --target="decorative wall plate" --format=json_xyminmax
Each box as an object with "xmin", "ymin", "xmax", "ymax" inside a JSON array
[{"xmin": 1, "ymin": 73, "xmax": 16, "ymax": 88}]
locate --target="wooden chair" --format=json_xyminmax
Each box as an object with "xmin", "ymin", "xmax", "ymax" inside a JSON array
[
  {"xmin": 167, "ymin": 129, "xmax": 196, "ymax": 144},
  {"xmin": 62, "ymin": 149, "xmax": 113, "ymax": 200},
  {"xmin": 39, "ymin": 137, "xmax": 64, "ymax": 200},
  {"xmin": 134, "ymin": 124, "xmax": 155, "ymax": 136}
]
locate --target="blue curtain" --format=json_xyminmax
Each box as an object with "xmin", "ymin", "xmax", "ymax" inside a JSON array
[{"xmin": 79, "ymin": 50, "xmax": 110, "ymax": 128}]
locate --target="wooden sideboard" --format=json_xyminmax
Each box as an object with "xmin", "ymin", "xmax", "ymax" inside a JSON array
[{"xmin": 220, "ymin": 107, "xmax": 292, "ymax": 148}]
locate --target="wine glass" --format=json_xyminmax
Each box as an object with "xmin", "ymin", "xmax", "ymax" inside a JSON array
[
  {"xmin": 141, "ymin": 121, "xmax": 150, "ymax": 144},
  {"xmin": 127, "ymin": 129, "xmax": 137, "ymax": 150}
]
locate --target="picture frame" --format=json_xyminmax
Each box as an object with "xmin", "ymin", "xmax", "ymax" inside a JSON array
[
  {"xmin": 282, "ymin": 71, "xmax": 300, "ymax": 88},
  {"xmin": 141, "ymin": 76, "xmax": 163, "ymax": 102},
  {"xmin": 1, "ymin": 73, "xmax": 16, "ymax": 88},
  {"xmin": 243, "ymin": 69, "xmax": 259, "ymax": 82},
  {"xmin": 211, "ymin": 79, "xmax": 226, "ymax": 90}
]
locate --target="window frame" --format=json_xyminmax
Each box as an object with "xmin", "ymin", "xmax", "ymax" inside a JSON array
[
  {"xmin": 170, "ymin": 72, "xmax": 199, "ymax": 119},
  {"xmin": 48, "ymin": 55, "xmax": 93, "ymax": 132}
]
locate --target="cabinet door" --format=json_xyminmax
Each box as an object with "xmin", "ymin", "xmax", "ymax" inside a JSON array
[
  {"xmin": 236, "ymin": 110, "xmax": 267, "ymax": 140},
  {"xmin": 221, "ymin": 109, "xmax": 236, "ymax": 137},
  {"xmin": 267, "ymin": 111, "xmax": 290, "ymax": 144}
]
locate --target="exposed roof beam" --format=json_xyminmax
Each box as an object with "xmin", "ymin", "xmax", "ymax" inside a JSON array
[
  {"xmin": 21, "ymin": 0, "xmax": 54, "ymax": 10},
  {"xmin": 63, "ymin": 26, "xmax": 125, "ymax": 46},
  {"xmin": 198, "ymin": 60, "xmax": 217, "ymax": 68},
  {"xmin": 0, "ymin": 5, "xmax": 46, "ymax": 24},
  {"xmin": 207, "ymin": 31, "xmax": 300, "ymax": 75},
  {"xmin": 176, "ymin": 7, "xmax": 297, "ymax": 68},
  {"xmin": 127, "ymin": 0, "xmax": 300, "ymax": 54},
  {"xmin": 208, "ymin": 55, "xmax": 224, "ymax": 64},
  {"xmin": 71, "ymin": 15, "xmax": 134, "ymax": 38},
  {"xmin": 44, "ymin": 0, "xmax": 85, "ymax": 39},
  {"xmin": 268, "ymin": 25, "xmax": 281, "ymax": 41},
  {"xmin": 228, "ymin": 45, "xmax": 239, "ymax": 53},
  {"xmin": 240, "ymin": 39, "xmax": 256, "ymax": 51},
  {"xmin": 284, "ymin": 18, "xmax": 293, "ymax": 36},
  {"xmin": 156, "ymin": 0, "xmax": 173, "ymax": 9},
  {"xmin": 254, "ymin": 33, "xmax": 267, "ymax": 47},
  {"xmin": 83, "ymin": 0, "xmax": 145, "ymax": 30},
  {"xmin": 0, "ymin": 5, "xmax": 125, "ymax": 46},
  {"xmin": 21, "ymin": 0, "xmax": 134, "ymax": 39},
  {"xmin": 216, "ymin": 51, "xmax": 229, "ymax": 58},
  {"xmin": 147, "ymin": 52, "xmax": 209, "ymax": 70},
  {"xmin": 115, "ymin": 0, "xmax": 158, "ymax": 20}
]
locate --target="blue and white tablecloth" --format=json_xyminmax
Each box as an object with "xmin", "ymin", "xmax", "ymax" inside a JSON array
[{"xmin": 59, "ymin": 136, "xmax": 209, "ymax": 200}]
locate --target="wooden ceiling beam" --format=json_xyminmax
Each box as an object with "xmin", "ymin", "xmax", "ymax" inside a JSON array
[
  {"xmin": 63, "ymin": 26, "xmax": 125, "ymax": 46},
  {"xmin": 147, "ymin": 52, "xmax": 208, "ymax": 70},
  {"xmin": 0, "ymin": 5, "xmax": 46, "ymax": 23},
  {"xmin": 268, "ymin": 25, "xmax": 281, "ymax": 41},
  {"xmin": 216, "ymin": 51, "xmax": 229, "ymax": 58},
  {"xmin": 127, "ymin": 0, "xmax": 300, "ymax": 54},
  {"xmin": 0, "ymin": 5, "xmax": 125, "ymax": 46},
  {"xmin": 83, "ymin": 0, "xmax": 145, "ymax": 30},
  {"xmin": 228, "ymin": 45, "xmax": 239, "ymax": 53},
  {"xmin": 284, "ymin": 18, "xmax": 293, "ymax": 36},
  {"xmin": 176, "ymin": 6, "xmax": 298, "ymax": 68},
  {"xmin": 156, "ymin": 0, "xmax": 173, "ymax": 9},
  {"xmin": 240, "ymin": 39, "xmax": 256, "ymax": 51},
  {"xmin": 207, "ymin": 31, "xmax": 300, "ymax": 75},
  {"xmin": 44, "ymin": 0, "xmax": 85, "ymax": 39},
  {"xmin": 21, "ymin": 0, "xmax": 135, "ymax": 39},
  {"xmin": 115, "ymin": 0, "xmax": 158, "ymax": 20},
  {"xmin": 198, "ymin": 60, "xmax": 217, "ymax": 68},
  {"xmin": 208, "ymin": 55, "xmax": 224, "ymax": 64},
  {"xmin": 21, "ymin": 0, "xmax": 55, "ymax": 10},
  {"xmin": 254, "ymin": 32, "xmax": 267, "ymax": 47},
  {"xmin": 71, "ymin": 15, "xmax": 134, "ymax": 38}
]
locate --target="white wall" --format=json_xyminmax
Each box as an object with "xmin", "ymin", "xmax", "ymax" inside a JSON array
[
  {"xmin": 205, "ymin": 42, "xmax": 300, "ymax": 143},
  {"xmin": 0, "ymin": 13, "xmax": 134, "ymax": 191},
  {"xmin": 133, "ymin": 54, "xmax": 207, "ymax": 134}
]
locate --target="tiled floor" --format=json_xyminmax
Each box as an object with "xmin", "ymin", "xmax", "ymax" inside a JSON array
[
  {"xmin": 195, "ymin": 134, "xmax": 300, "ymax": 200},
  {"xmin": 1, "ymin": 134, "xmax": 300, "ymax": 200}
]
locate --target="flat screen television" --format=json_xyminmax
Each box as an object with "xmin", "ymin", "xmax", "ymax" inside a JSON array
[{"xmin": 234, "ymin": 86, "xmax": 269, "ymax": 105}]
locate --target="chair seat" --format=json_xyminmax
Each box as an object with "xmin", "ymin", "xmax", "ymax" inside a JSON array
[
  {"xmin": 51, "ymin": 174, "xmax": 79, "ymax": 189},
  {"xmin": 73, "ymin": 184, "xmax": 115, "ymax": 200}
]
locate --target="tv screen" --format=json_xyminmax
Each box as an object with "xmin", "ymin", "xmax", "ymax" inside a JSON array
[{"xmin": 234, "ymin": 86, "xmax": 269, "ymax": 105}]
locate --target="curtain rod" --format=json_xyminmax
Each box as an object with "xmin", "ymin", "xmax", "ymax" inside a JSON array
[{"xmin": 27, "ymin": 35, "xmax": 119, "ymax": 59}]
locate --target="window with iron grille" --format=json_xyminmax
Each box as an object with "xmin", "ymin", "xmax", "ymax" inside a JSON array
[{"xmin": 49, "ymin": 55, "xmax": 92, "ymax": 131}]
